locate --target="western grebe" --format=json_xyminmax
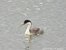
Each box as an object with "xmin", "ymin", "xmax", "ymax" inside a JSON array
[{"xmin": 22, "ymin": 20, "xmax": 44, "ymax": 42}]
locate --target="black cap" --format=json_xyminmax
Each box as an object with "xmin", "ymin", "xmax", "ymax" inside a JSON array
[{"xmin": 24, "ymin": 20, "xmax": 31, "ymax": 24}]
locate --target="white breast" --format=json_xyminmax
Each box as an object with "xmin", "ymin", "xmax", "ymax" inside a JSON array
[
  {"xmin": 25, "ymin": 29, "xmax": 31, "ymax": 35},
  {"xmin": 25, "ymin": 29, "xmax": 31, "ymax": 41}
]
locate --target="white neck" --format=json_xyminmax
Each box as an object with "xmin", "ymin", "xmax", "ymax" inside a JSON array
[
  {"xmin": 27, "ymin": 22, "xmax": 32, "ymax": 30},
  {"xmin": 25, "ymin": 22, "xmax": 32, "ymax": 35}
]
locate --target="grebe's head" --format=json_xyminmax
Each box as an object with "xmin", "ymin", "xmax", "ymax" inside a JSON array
[{"xmin": 23, "ymin": 20, "xmax": 32, "ymax": 25}]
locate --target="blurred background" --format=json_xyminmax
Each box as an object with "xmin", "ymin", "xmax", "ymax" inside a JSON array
[{"xmin": 0, "ymin": 0, "xmax": 66, "ymax": 50}]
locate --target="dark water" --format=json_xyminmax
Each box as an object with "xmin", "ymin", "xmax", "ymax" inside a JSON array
[{"xmin": 0, "ymin": 0, "xmax": 66, "ymax": 50}]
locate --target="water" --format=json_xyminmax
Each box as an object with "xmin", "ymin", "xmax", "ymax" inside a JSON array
[{"xmin": 0, "ymin": 0, "xmax": 66, "ymax": 50}]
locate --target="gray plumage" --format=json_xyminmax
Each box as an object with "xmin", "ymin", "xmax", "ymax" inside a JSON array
[{"xmin": 29, "ymin": 27, "xmax": 44, "ymax": 36}]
